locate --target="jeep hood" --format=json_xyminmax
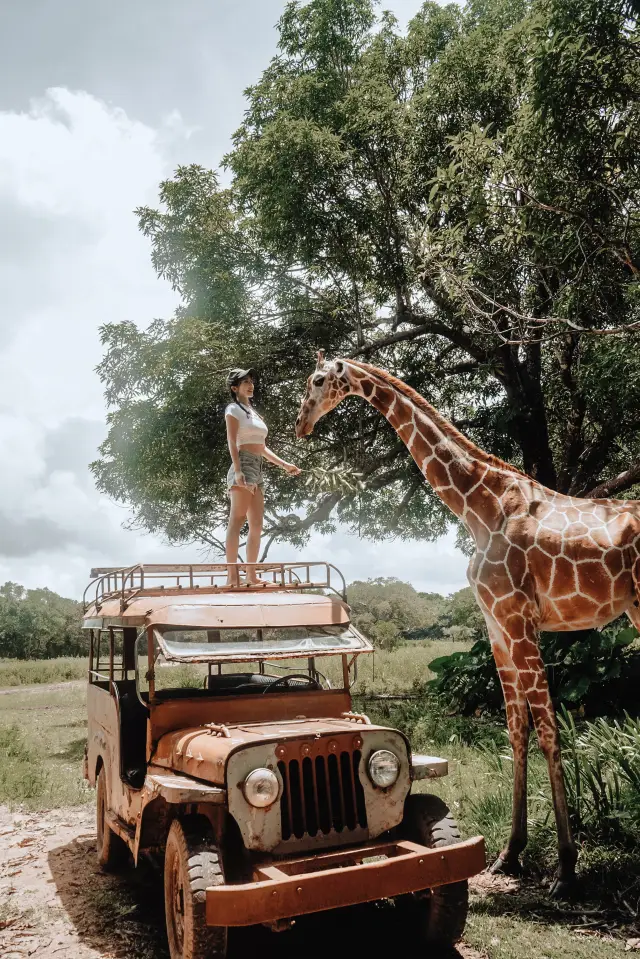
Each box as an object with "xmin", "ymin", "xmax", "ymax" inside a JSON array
[{"xmin": 153, "ymin": 718, "xmax": 389, "ymax": 785}]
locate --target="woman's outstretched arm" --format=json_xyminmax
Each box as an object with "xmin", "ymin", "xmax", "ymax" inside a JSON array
[{"xmin": 263, "ymin": 447, "xmax": 301, "ymax": 475}]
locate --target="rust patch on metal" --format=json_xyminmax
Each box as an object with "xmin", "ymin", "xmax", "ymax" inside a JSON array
[{"xmin": 206, "ymin": 836, "xmax": 486, "ymax": 926}]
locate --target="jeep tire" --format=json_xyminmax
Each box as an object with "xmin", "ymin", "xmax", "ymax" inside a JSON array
[
  {"xmin": 96, "ymin": 767, "xmax": 129, "ymax": 871},
  {"xmin": 399, "ymin": 793, "xmax": 469, "ymax": 946},
  {"xmin": 164, "ymin": 817, "xmax": 228, "ymax": 959}
]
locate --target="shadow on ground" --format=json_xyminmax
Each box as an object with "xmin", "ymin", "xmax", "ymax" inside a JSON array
[
  {"xmin": 49, "ymin": 836, "xmax": 468, "ymax": 959},
  {"xmin": 471, "ymin": 866, "xmax": 640, "ymax": 945},
  {"xmin": 54, "ymin": 737, "xmax": 87, "ymax": 761}
]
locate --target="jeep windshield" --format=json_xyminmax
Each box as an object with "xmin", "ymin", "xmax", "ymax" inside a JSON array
[{"xmin": 154, "ymin": 625, "xmax": 371, "ymax": 663}]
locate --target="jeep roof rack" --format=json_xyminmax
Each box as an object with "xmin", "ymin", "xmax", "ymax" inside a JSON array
[{"xmin": 83, "ymin": 561, "xmax": 347, "ymax": 613}]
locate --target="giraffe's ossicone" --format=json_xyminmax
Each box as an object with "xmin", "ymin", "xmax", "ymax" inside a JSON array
[{"xmin": 296, "ymin": 352, "xmax": 640, "ymax": 897}]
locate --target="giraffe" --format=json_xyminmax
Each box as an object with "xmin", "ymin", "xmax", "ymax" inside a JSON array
[{"xmin": 295, "ymin": 351, "xmax": 640, "ymax": 897}]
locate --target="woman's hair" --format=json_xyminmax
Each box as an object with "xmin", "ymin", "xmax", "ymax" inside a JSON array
[
  {"xmin": 229, "ymin": 380, "xmax": 249, "ymax": 418},
  {"xmin": 228, "ymin": 380, "xmax": 264, "ymax": 421}
]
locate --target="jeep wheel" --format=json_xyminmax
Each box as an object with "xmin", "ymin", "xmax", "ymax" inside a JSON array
[
  {"xmin": 164, "ymin": 818, "xmax": 227, "ymax": 959},
  {"xmin": 399, "ymin": 793, "xmax": 469, "ymax": 946},
  {"xmin": 96, "ymin": 767, "xmax": 129, "ymax": 870}
]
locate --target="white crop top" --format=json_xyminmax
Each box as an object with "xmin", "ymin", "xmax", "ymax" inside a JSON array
[{"xmin": 225, "ymin": 403, "xmax": 268, "ymax": 446}]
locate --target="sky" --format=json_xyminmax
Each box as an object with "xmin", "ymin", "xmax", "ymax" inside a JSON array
[{"xmin": 0, "ymin": 0, "xmax": 469, "ymax": 600}]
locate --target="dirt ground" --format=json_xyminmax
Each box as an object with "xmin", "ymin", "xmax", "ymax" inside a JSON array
[
  {"xmin": 0, "ymin": 682, "xmax": 85, "ymax": 698},
  {"xmin": 0, "ymin": 803, "xmax": 488, "ymax": 959}
]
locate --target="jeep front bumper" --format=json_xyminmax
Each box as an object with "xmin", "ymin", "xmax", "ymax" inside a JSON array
[{"xmin": 206, "ymin": 835, "xmax": 485, "ymax": 926}]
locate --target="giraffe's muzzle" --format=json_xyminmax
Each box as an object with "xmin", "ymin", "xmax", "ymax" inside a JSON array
[{"xmin": 295, "ymin": 413, "xmax": 314, "ymax": 439}]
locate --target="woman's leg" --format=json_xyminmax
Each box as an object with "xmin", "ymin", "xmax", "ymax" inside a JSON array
[
  {"xmin": 245, "ymin": 486, "xmax": 264, "ymax": 584},
  {"xmin": 226, "ymin": 487, "xmax": 252, "ymax": 585}
]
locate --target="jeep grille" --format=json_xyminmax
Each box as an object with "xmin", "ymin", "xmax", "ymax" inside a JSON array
[{"xmin": 278, "ymin": 750, "xmax": 368, "ymax": 840}]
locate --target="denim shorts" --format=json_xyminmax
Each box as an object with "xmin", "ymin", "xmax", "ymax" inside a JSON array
[{"xmin": 227, "ymin": 450, "xmax": 264, "ymax": 494}]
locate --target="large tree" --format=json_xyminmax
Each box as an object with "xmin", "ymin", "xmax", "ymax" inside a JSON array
[{"xmin": 94, "ymin": 0, "xmax": 640, "ymax": 555}]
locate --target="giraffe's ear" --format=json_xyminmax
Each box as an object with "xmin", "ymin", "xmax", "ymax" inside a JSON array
[{"xmin": 316, "ymin": 349, "xmax": 325, "ymax": 370}]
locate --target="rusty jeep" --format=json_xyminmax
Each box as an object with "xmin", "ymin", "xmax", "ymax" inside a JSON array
[{"xmin": 82, "ymin": 562, "xmax": 485, "ymax": 959}]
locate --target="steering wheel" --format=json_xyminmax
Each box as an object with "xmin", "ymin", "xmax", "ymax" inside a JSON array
[{"xmin": 261, "ymin": 673, "xmax": 321, "ymax": 694}]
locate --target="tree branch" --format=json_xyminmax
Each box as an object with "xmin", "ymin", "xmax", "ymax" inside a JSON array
[
  {"xmin": 392, "ymin": 475, "xmax": 422, "ymax": 522},
  {"xmin": 349, "ymin": 316, "xmax": 491, "ymax": 365},
  {"xmin": 264, "ymin": 491, "xmax": 343, "ymax": 538},
  {"xmin": 349, "ymin": 323, "xmax": 435, "ymax": 357},
  {"xmin": 586, "ymin": 461, "xmax": 640, "ymax": 499}
]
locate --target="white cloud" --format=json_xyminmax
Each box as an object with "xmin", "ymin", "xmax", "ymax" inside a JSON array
[
  {"xmin": 0, "ymin": 87, "xmax": 179, "ymax": 422},
  {"xmin": 0, "ymin": 88, "xmax": 193, "ymax": 596}
]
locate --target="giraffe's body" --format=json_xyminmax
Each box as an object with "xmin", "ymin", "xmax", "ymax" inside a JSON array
[{"xmin": 296, "ymin": 353, "xmax": 640, "ymax": 895}]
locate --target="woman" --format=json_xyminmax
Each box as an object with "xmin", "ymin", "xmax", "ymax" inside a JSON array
[{"xmin": 225, "ymin": 368, "xmax": 300, "ymax": 585}]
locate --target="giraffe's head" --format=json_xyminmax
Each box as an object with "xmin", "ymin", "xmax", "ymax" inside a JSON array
[{"xmin": 295, "ymin": 351, "xmax": 353, "ymax": 438}]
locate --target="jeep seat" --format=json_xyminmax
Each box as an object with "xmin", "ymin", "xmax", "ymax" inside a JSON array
[{"xmin": 206, "ymin": 673, "xmax": 312, "ymax": 694}]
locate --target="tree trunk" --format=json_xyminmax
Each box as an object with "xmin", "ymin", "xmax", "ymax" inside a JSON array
[{"xmin": 498, "ymin": 341, "xmax": 558, "ymax": 489}]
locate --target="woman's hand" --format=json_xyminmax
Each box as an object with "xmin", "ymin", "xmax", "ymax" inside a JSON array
[
  {"xmin": 235, "ymin": 471, "xmax": 247, "ymax": 486},
  {"xmin": 283, "ymin": 462, "xmax": 301, "ymax": 476}
]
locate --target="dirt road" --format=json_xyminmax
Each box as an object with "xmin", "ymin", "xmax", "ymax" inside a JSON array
[
  {"xmin": 0, "ymin": 804, "xmax": 487, "ymax": 959},
  {"xmin": 0, "ymin": 681, "xmax": 85, "ymax": 697}
]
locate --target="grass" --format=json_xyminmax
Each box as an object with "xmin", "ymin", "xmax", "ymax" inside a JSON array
[
  {"xmin": 351, "ymin": 638, "xmax": 469, "ymax": 694},
  {"xmin": 466, "ymin": 907, "xmax": 630, "ymax": 959},
  {"xmin": 0, "ymin": 684, "xmax": 91, "ymax": 809},
  {"xmin": 0, "ymin": 656, "xmax": 88, "ymax": 687}
]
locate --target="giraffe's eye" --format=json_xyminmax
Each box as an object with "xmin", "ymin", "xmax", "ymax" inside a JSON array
[
  {"xmin": 335, "ymin": 361, "xmax": 344, "ymax": 374},
  {"xmin": 313, "ymin": 375, "xmax": 325, "ymax": 387}
]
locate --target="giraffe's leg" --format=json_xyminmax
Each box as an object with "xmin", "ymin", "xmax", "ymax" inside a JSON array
[
  {"xmin": 507, "ymin": 625, "xmax": 578, "ymax": 897},
  {"xmin": 484, "ymin": 616, "xmax": 530, "ymax": 876}
]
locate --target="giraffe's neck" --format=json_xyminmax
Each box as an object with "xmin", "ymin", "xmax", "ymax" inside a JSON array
[{"xmin": 347, "ymin": 364, "xmax": 513, "ymax": 521}]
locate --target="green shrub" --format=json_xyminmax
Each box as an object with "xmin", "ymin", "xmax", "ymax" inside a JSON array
[
  {"xmin": 428, "ymin": 623, "xmax": 639, "ymax": 716},
  {"xmin": 554, "ymin": 710, "xmax": 640, "ymax": 840},
  {"xmin": 0, "ymin": 657, "xmax": 88, "ymax": 687},
  {"xmin": 355, "ymin": 686, "xmax": 505, "ymax": 750},
  {"xmin": 428, "ymin": 638, "xmax": 503, "ymax": 713}
]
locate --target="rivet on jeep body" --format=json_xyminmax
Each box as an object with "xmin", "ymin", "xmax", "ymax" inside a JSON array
[
  {"xmin": 328, "ymin": 740, "xmax": 338, "ymax": 752},
  {"xmin": 275, "ymin": 745, "xmax": 286, "ymax": 759}
]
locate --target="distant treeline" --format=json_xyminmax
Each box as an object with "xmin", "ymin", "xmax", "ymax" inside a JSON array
[
  {"xmin": 348, "ymin": 577, "xmax": 484, "ymax": 650},
  {"xmin": 0, "ymin": 583, "xmax": 87, "ymax": 660},
  {"xmin": 0, "ymin": 576, "xmax": 479, "ymax": 660}
]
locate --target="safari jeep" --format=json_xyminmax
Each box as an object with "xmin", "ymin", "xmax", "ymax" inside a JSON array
[{"xmin": 83, "ymin": 562, "xmax": 485, "ymax": 959}]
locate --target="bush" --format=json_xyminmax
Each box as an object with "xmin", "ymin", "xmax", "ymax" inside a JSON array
[
  {"xmin": 556, "ymin": 710, "xmax": 640, "ymax": 841},
  {"xmin": 355, "ymin": 685, "xmax": 505, "ymax": 751},
  {"xmin": 0, "ymin": 657, "xmax": 88, "ymax": 687},
  {"xmin": 428, "ymin": 622, "xmax": 640, "ymax": 717},
  {"xmin": 428, "ymin": 638, "xmax": 503, "ymax": 713}
]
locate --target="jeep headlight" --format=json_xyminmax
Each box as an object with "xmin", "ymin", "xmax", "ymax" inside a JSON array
[
  {"xmin": 244, "ymin": 768, "xmax": 280, "ymax": 808},
  {"xmin": 368, "ymin": 749, "xmax": 400, "ymax": 788}
]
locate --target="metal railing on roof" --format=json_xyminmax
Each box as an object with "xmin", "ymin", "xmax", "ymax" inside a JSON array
[{"xmin": 83, "ymin": 561, "xmax": 347, "ymax": 612}]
